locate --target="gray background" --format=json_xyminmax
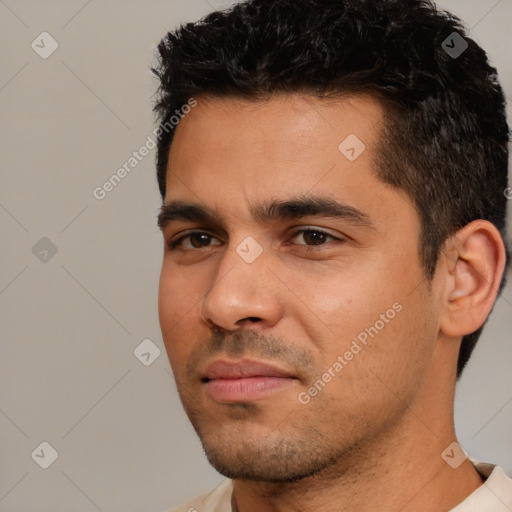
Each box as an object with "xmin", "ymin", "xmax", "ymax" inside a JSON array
[{"xmin": 0, "ymin": 0, "xmax": 511, "ymax": 510}]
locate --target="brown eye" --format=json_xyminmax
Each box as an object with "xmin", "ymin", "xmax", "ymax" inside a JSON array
[
  {"xmin": 169, "ymin": 232, "xmax": 222, "ymax": 250},
  {"xmin": 188, "ymin": 233, "xmax": 214, "ymax": 248},
  {"xmin": 290, "ymin": 229, "xmax": 337, "ymax": 246},
  {"xmin": 301, "ymin": 230, "xmax": 329, "ymax": 245}
]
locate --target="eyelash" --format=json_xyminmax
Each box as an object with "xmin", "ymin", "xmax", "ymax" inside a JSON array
[{"xmin": 167, "ymin": 228, "xmax": 345, "ymax": 251}]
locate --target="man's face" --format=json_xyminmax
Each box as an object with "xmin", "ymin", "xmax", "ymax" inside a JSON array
[{"xmin": 158, "ymin": 94, "xmax": 440, "ymax": 481}]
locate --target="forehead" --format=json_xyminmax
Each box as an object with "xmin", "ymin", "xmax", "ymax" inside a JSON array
[
  {"xmin": 168, "ymin": 93, "xmax": 385, "ymax": 168},
  {"xmin": 168, "ymin": 94, "xmax": 381, "ymax": 179},
  {"xmin": 164, "ymin": 93, "xmax": 415, "ymax": 230}
]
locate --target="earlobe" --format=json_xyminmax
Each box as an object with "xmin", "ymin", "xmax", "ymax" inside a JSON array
[{"xmin": 439, "ymin": 220, "xmax": 506, "ymax": 338}]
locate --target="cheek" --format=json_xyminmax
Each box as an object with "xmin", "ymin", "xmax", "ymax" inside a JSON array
[
  {"xmin": 158, "ymin": 259, "xmax": 204, "ymax": 324},
  {"xmin": 335, "ymin": 283, "xmax": 437, "ymax": 405},
  {"xmin": 289, "ymin": 245, "xmax": 431, "ymax": 371},
  {"xmin": 280, "ymin": 258, "xmax": 400, "ymax": 352},
  {"xmin": 158, "ymin": 262, "xmax": 203, "ymax": 365}
]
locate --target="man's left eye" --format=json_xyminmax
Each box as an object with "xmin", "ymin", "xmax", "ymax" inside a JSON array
[{"xmin": 288, "ymin": 229, "xmax": 342, "ymax": 246}]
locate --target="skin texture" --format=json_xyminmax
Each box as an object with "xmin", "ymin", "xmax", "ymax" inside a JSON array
[{"xmin": 158, "ymin": 93, "xmax": 506, "ymax": 511}]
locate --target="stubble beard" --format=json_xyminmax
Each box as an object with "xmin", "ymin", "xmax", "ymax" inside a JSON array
[{"xmin": 180, "ymin": 393, "xmax": 354, "ymax": 483}]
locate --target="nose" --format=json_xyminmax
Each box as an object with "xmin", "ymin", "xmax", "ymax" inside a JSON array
[{"xmin": 200, "ymin": 243, "xmax": 283, "ymax": 331}]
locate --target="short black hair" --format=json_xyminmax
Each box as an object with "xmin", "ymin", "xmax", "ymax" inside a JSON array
[{"xmin": 152, "ymin": 0, "xmax": 510, "ymax": 378}]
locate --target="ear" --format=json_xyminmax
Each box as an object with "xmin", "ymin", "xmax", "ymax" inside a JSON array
[{"xmin": 438, "ymin": 220, "xmax": 507, "ymax": 338}]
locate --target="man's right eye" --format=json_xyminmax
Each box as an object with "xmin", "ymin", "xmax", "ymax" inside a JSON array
[{"xmin": 168, "ymin": 232, "xmax": 222, "ymax": 250}]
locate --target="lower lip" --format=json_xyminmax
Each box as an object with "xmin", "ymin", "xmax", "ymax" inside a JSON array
[{"xmin": 205, "ymin": 376, "xmax": 295, "ymax": 402}]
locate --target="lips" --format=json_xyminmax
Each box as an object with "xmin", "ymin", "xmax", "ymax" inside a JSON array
[
  {"xmin": 203, "ymin": 359, "xmax": 295, "ymax": 380},
  {"xmin": 202, "ymin": 359, "xmax": 297, "ymax": 402}
]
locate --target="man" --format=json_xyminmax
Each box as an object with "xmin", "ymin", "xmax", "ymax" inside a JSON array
[{"xmin": 153, "ymin": 0, "xmax": 512, "ymax": 510}]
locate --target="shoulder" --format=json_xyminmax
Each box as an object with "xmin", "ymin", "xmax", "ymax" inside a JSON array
[
  {"xmin": 450, "ymin": 461, "xmax": 512, "ymax": 511},
  {"xmin": 168, "ymin": 479, "xmax": 234, "ymax": 512}
]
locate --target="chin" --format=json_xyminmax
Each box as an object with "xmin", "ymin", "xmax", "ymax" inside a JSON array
[{"xmin": 197, "ymin": 423, "xmax": 343, "ymax": 483}]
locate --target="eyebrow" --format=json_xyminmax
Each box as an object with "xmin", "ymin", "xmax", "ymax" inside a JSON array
[{"xmin": 157, "ymin": 196, "xmax": 375, "ymax": 231}]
